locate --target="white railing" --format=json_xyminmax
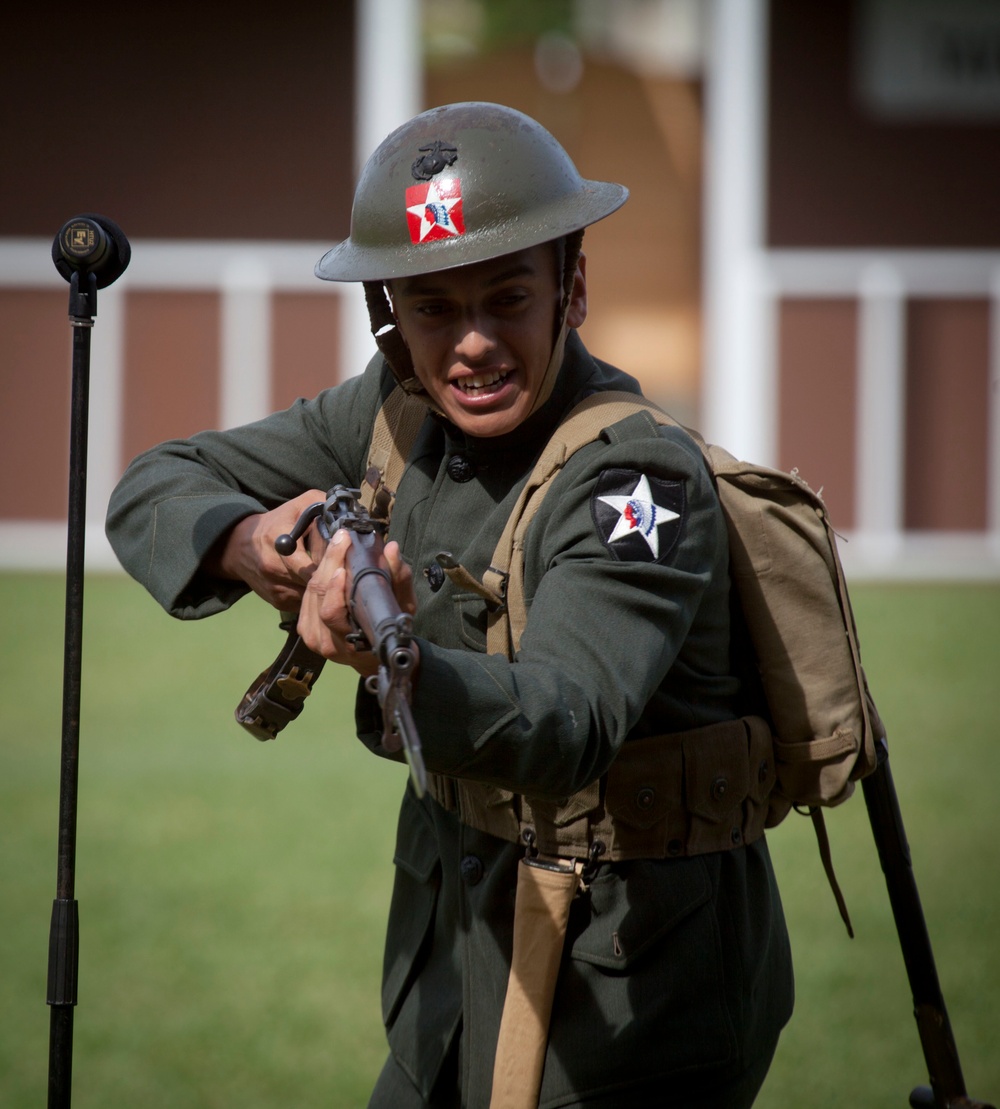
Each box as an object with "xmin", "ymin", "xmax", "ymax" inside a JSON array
[
  {"xmin": 0, "ymin": 240, "xmax": 363, "ymax": 571},
  {"xmin": 764, "ymin": 248, "xmax": 1000, "ymax": 580},
  {"xmin": 4, "ymin": 240, "xmax": 1000, "ymax": 578}
]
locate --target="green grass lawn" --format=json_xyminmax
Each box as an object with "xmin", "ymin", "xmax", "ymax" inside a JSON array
[{"xmin": 2, "ymin": 573, "xmax": 998, "ymax": 1107}]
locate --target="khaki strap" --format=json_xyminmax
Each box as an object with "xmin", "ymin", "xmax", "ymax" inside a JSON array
[
  {"xmin": 360, "ymin": 386, "xmax": 427, "ymax": 522},
  {"xmin": 486, "ymin": 391, "xmax": 674, "ymax": 656},
  {"xmin": 810, "ymin": 807, "xmax": 854, "ymax": 938},
  {"xmin": 489, "ymin": 857, "xmax": 584, "ymax": 1109}
]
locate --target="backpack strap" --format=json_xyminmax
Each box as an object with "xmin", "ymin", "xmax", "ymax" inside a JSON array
[{"xmin": 486, "ymin": 390, "xmax": 672, "ymax": 656}]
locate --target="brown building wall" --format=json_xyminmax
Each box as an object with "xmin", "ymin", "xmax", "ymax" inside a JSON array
[
  {"xmin": 1, "ymin": 3, "xmax": 357, "ymax": 243},
  {"xmin": 0, "ymin": 291, "xmax": 72, "ymax": 520},
  {"xmin": 271, "ymin": 294, "xmax": 344, "ymax": 412},
  {"xmin": 767, "ymin": 0, "xmax": 1000, "ymax": 248},
  {"xmin": 121, "ymin": 292, "xmax": 222, "ymax": 465},
  {"xmin": 1, "ymin": 4, "xmax": 359, "ymax": 526},
  {"xmin": 777, "ymin": 299, "xmax": 859, "ymax": 530},
  {"xmin": 904, "ymin": 299, "xmax": 991, "ymax": 530},
  {"xmin": 768, "ymin": 2, "xmax": 999, "ymax": 536}
]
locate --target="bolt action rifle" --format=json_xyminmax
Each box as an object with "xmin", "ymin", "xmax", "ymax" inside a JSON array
[
  {"xmin": 235, "ymin": 485, "xmax": 427, "ymax": 798},
  {"xmin": 862, "ymin": 737, "xmax": 995, "ymax": 1109}
]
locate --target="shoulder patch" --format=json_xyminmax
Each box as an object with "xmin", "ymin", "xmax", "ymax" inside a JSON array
[{"xmin": 591, "ymin": 468, "xmax": 686, "ymax": 563}]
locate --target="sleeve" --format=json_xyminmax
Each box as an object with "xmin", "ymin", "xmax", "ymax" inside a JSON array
[
  {"xmin": 105, "ymin": 355, "xmax": 390, "ymax": 619},
  {"xmin": 361, "ymin": 422, "xmax": 734, "ymax": 800}
]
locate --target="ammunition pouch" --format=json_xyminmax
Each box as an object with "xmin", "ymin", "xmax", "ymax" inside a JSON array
[{"xmin": 427, "ymin": 715, "xmax": 775, "ymax": 862}]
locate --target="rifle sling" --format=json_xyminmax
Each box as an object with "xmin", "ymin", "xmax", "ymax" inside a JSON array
[{"xmin": 235, "ymin": 621, "xmax": 326, "ymax": 742}]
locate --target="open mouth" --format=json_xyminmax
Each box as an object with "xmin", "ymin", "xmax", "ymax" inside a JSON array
[{"xmin": 454, "ymin": 369, "xmax": 512, "ymax": 398}]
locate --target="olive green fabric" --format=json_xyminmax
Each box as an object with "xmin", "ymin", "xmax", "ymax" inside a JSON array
[
  {"xmin": 106, "ymin": 329, "xmax": 793, "ymax": 1106},
  {"xmin": 315, "ymin": 103, "xmax": 627, "ymax": 283}
]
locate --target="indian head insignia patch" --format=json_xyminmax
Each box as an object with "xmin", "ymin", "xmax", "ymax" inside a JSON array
[
  {"xmin": 591, "ymin": 468, "xmax": 685, "ymax": 563},
  {"xmin": 405, "ymin": 177, "xmax": 466, "ymax": 244}
]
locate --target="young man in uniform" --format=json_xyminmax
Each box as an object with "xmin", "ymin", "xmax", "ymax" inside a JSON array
[{"xmin": 107, "ymin": 102, "xmax": 793, "ymax": 1108}]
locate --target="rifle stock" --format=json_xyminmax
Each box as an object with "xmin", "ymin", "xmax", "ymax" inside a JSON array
[{"xmin": 864, "ymin": 738, "xmax": 994, "ymax": 1109}]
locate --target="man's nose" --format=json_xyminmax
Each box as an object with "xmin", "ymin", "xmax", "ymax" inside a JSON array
[{"xmin": 455, "ymin": 314, "xmax": 498, "ymax": 361}]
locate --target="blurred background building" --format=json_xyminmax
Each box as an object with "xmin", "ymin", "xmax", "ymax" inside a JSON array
[{"xmin": 2, "ymin": 0, "xmax": 999, "ymax": 577}]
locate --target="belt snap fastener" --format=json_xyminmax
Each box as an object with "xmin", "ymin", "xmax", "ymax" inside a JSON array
[
  {"xmin": 447, "ymin": 454, "xmax": 476, "ymax": 483},
  {"xmin": 460, "ymin": 855, "xmax": 484, "ymax": 886},
  {"xmin": 636, "ymin": 786, "xmax": 656, "ymax": 811}
]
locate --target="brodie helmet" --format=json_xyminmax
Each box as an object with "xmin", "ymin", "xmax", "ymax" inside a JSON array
[{"xmin": 315, "ymin": 101, "xmax": 628, "ymax": 401}]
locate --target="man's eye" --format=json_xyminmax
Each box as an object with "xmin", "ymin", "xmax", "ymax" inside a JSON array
[{"xmin": 495, "ymin": 291, "xmax": 529, "ymax": 308}]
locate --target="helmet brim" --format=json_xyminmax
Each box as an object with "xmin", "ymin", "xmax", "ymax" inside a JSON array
[{"xmin": 316, "ymin": 180, "xmax": 628, "ymax": 283}]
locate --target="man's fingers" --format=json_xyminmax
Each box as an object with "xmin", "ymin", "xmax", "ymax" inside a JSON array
[{"xmin": 384, "ymin": 540, "xmax": 417, "ymax": 614}]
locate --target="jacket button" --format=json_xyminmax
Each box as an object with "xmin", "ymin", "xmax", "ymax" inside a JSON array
[
  {"xmin": 460, "ymin": 855, "xmax": 484, "ymax": 886},
  {"xmin": 447, "ymin": 454, "xmax": 476, "ymax": 483},
  {"xmin": 424, "ymin": 563, "xmax": 446, "ymax": 591},
  {"xmin": 711, "ymin": 776, "xmax": 728, "ymax": 802},
  {"xmin": 636, "ymin": 787, "xmax": 656, "ymax": 811}
]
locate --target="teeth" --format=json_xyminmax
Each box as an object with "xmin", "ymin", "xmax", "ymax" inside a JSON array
[{"xmin": 458, "ymin": 370, "xmax": 507, "ymax": 392}]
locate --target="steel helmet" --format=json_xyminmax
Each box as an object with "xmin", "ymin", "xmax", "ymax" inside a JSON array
[{"xmin": 316, "ymin": 101, "xmax": 628, "ymax": 282}]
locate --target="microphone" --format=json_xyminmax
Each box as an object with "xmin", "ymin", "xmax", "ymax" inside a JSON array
[{"xmin": 52, "ymin": 213, "xmax": 131, "ymax": 289}]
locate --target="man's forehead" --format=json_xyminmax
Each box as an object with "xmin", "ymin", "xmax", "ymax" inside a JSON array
[{"xmin": 392, "ymin": 244, "xmax": 556, "ymax": 296}]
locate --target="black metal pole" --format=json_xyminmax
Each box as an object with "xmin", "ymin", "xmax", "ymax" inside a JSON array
[
  {"xmin": 863, "ymin": 738, "xmax": 995, "ymax": 1109},
  {"xmin": 47, "ymin": 217, "xmax": 131, "ymax": 1108}
]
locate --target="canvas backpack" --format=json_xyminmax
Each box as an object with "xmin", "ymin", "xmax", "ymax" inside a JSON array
[{"xmin": 361, "ymin": 386, "xmax": 885, "ymax": 929}]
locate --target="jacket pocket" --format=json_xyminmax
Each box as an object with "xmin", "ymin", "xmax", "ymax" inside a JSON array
[
  {"xmin": 453, "ymin": 592, "xmax": 489, "ymax": 652},
  {"xmin": 541, "ymin": 857, "xmax": 736, "ymax": 1102},
  {"xmin": 568, "ymin": 855, "xmax": 711, "ymax": 970},
  {"xmin": 381, "ymin": 795, "xmax": 441, "ymax": 1028}
]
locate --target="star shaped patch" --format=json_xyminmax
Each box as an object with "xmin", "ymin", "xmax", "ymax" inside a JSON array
[
  {"xmin": 591, "ymin": 468, "xmax": 686, "ymax": 563},
  {"xmin": 405, "ymin": 177, "xmax": 466, "ymax": 243}
]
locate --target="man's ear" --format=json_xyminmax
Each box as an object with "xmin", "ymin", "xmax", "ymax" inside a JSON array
[{"xmin": 565, "ymin": 252, "xmax": 588, "ymax": 329}]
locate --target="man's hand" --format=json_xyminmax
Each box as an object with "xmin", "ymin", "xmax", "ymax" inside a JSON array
[
  {"xmin": 298, "ymin": 529, "xmax": 419, "ymax": 676},
  {"xmin": 205, "ymin": 489, "xmax": 328, "ymax": 610}
]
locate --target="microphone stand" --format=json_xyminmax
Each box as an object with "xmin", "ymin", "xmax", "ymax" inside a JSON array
[{"xmin": 47, "ymin": 216, "xmax": 130, "ymax": 1109}]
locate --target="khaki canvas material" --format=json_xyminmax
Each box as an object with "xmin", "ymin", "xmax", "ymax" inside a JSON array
[
  {"xmin": 488, "ymin": 858, "xmax": 584, "ymax": 1109},
  {"xmin": 366, "ymin": 386, "xmax": 881, "ymax": 821}
]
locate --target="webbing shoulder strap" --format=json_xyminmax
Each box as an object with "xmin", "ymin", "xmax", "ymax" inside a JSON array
[
  {"xmin": 485, "ymin": 391, "xmax": 677, "ymax": 656},
  {"xmin": 360, "ymin": 385, "xmax": 428, "ymax": 523}
]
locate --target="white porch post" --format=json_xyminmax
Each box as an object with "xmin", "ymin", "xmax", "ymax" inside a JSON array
[
  {"xmin": 342, "ymin": 0, "xmax": 423, "ymax": 379},
  {"xmin": 702, "ymin": 0, "xmax": 773, "ymax": 464}
]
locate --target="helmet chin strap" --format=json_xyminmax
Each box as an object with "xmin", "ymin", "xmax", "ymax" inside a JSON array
[
  {"xmin": 363, "ymin": 281, "xmax": 423, "ymax": 395},
  {"xmin": 363, "ymin": 229, "xmax": 585, "ymax": 421},
  {"xmin": 525, "ymin": 229, "xmax": 584, "ymax": 420}
]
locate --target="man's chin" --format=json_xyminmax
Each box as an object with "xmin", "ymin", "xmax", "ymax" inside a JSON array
[{"xmin": 448, "ymin": 399, "xmax": 527, "ymax": 439}]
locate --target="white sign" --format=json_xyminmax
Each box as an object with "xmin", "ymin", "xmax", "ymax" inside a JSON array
[{"xmin": 856, "ymin": 0, "xmax": 1000, "ymax": 119}]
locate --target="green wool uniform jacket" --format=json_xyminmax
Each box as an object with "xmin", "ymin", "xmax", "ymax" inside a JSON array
[{"xmin": 107, "ymin": 330, "xmax": 793, "ymax": 1107}]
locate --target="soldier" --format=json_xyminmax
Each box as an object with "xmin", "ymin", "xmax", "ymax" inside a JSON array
[{"xmin": 107, "ymin": 101, "xmax": 793, "ymax": 1108}]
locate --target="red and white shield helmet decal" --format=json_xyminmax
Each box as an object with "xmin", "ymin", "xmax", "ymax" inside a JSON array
[{"xmin": 405, "ymin": 178, "xmax": 466, "ymax": 244}]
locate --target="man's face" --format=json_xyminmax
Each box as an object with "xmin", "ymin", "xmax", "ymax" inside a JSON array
[{"xmin": 388, "ymin": 243, "xmax": 587, "ymax": 438}]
